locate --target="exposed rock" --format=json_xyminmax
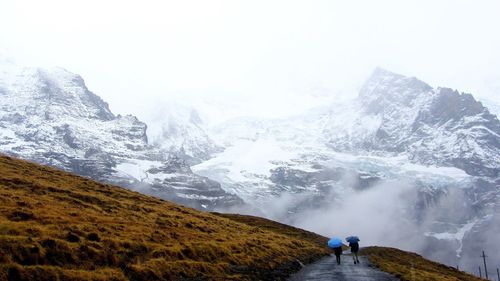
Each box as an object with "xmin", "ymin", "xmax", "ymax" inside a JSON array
[{"xmin": 0, "ymin": 61, "xmax": 240, "ymax": 210}]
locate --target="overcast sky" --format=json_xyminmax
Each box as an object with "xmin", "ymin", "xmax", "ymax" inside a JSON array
[{"xmin": 1, "ymin": 0, "xmax": 499, "ymax": 118}]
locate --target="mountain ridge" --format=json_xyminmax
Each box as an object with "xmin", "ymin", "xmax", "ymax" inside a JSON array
[
  {"xmin": 0, "ymin": 61, "xmax": 240, "ymax": 210},
  {"xmin": 195, "ymin": 67, "xmax": 499, "ymax": 271},
  {"xmin": 0, "ymin": 154, "xmax": 490, "ymax": 281},
  {"xmin": 0, "ymin": 59, "xmax": 498, "ymax": 271},
  {"xmin": 0, "ymin": 154, "xmax": 329, "ymax": 280},
  {"xmin": 347, "ymin": 68, "xmax": 500, "ymax": 178}
]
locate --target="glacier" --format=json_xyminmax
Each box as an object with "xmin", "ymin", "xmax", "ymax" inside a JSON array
[{"xmin": 0, "ymin": 58, "xmax": 498, "ymax": 272}]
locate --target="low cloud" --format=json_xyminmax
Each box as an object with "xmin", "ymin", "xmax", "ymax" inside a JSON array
[{"xmin": 290, "ymin": 180, "xmax": 424, "ymax": 250}]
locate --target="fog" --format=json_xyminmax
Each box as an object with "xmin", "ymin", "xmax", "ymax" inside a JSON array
[
  {"xmin": 1, "ymin": 0, "xmax": 499, "ymax": 121},
  {"xmin": 221, "ymin": 173, "xmax": 494, "ymax": 274},
  {"xmin": 291, "ymin": 181, "xmax": 420, "ymax": 249},
  {"xmin": 233, "ymin": 179, "xmax": 425, "ymax": 251},
  {"xmin": 1, "ymin": 0, "xmax": 499, "ymax": 275}
]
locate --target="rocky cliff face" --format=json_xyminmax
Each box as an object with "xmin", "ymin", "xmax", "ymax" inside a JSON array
[
  {"xmin": 1, "ymin": 58, "xmax": 498, "ymax": 271},
  {"xmin": 336, "ymin": 68, "xmax": 500, "ymax": 179},
  {"xmin": 355, "ymin": 71, "xmax": 500, "ymax": 266},
  {"xmin": 0, "ymin": 61, "xmax": 241, "ymax": 210},
  {"xmin": 143, "ymin": 102, "xmax": 223, "ymax": 165},
  {"xmin": 194, "ymin": 68, "xmax": 499, "ymax": 270},
  {"xmin": 196, "ymin": 68, "xmax": 499, "ymax": 202}
]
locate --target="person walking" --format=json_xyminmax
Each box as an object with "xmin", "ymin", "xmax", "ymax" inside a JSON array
[
  {"xmin": 346, "ymin": 236, "xmax": 360, "ymax": 264},
  {"xmin": 349, "ymin": 241, "xmax": 360, "ymax": 264},
  {"xmin": 333, "ymin": 246, "xmax": 342, "ymax": 265},
  {"xmin": 327, "ymin": 237, "xmax": 343, "ymax": 265}
]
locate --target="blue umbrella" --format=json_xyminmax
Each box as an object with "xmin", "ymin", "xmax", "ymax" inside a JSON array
[
  {"xmin": 346, "ymin": 236, "xmax": 360, "ymax": 243},
  {"xmin": 327, "ymin": 237, "xmax": 343, "ymax": 248}
]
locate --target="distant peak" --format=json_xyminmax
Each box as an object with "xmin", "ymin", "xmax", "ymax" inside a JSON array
[
  {"xmin": 370, "ymin": 67, "xmax": 406, "ymax": 81},
  {"xmin": 363, "ymin": 68, "xmax": 432, "ymax": 91},
  {"xmin": 373, "ymin": 66, "xmax": 399, "ymax": 75},
  {"xmin": 358, "ymin": 68, "xmax": 433, "ymax": 103}
]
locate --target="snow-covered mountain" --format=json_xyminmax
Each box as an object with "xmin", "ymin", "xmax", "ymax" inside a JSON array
[
  {"xmin": 0, "ymin": 60, "xmax": 241, "ymax": 210},
  {"xmin": 1, "ymin": 57, "xmax": 498, "ymax": 271},
  {"xmin": 193, "ymin": 68, "xmax": 499, "ymax": 269},
  {"xmin": 140, "ymin": 101, "xmax": 223, "ymax": 165},
  {"xmin": 195, "ymin": 69, "xmax": 498, "ymax": 201},
  {"xmin": 330, "ymin": 68, "xmax": 499, "ymax": 178}
]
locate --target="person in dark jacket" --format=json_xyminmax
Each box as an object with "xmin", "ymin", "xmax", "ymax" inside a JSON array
[
  {"xmin": 349, "ymin": 241, "xmax": 360, "ymax": 264},
  {"xmin": 333, "ymin": 246, "xmax": 342, "ymax": 265}
]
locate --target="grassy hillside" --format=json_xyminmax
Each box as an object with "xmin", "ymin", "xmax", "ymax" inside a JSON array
[
  {"xmin": 212, "ymin": 213, "xmax": 328, "ymax": 247},
  {"xmin": 362, "ymin": 247, "xmax": 486, "ymax": 281},
  {"xmin": 0, "ymin": 155, "xmax": 330, "ymax": 281}
]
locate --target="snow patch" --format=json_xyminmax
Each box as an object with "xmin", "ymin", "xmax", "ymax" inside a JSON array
[
  {"xmin": 115, "ymin": 160, "xmax": 160, "ymax": 180},
  {"xmin": 193, "ymin": 137, "xmax": 296, "ymax": 182},
  {"xmin": 424, "ymin": 220, "xmax": 478, "ymax": 257}
]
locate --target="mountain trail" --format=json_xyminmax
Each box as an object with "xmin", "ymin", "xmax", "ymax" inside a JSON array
[{"xmin": 288, "ymin": 254, "xmax": 399, "ymax": 281}]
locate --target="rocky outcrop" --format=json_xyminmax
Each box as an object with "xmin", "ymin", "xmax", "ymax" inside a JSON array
[
  {"xmin": 0, "ymin": 61, "xmax": 240, "ymax": 210},
  {"xmin": 323, "ymin": 68, "xmax": 500, "ymax": 180}
]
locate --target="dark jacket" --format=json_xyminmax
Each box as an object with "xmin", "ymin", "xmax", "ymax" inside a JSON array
[
  {"xmin": 349, "ymin": 242, "xmax": 359, "ymax": 253},
  {"xmin": 333, "ymin": 246, "xmax": 342, "ymax": 256}
]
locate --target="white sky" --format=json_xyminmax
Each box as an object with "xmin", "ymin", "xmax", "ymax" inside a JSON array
[{"xmin": 1, "ymin": 0, "xmax": 499, "ymax": 119}]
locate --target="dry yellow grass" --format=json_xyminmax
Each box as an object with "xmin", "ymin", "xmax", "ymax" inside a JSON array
[
  {"xmin": 0, "ymin": 155, "xmax": 330, "ymax": 281},
  {"xmin": 362, "ymin": 247, "xmax": 486, "ymax": 281}
]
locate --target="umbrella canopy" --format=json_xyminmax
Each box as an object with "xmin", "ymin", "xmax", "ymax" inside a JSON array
[
  {"xmin": 327, "ymin": 237, "xmax": 343, "ymax": 248},
  {"xmin": 346, "ymin": 236, "xmax": 360, "ymax": 243}
]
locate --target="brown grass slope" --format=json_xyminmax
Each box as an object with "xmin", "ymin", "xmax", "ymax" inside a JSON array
[
  {"xmin": 212, "ymin": 213, "xmax": 328, "ymax": 248},
  {"xmin": 362, "ymin": 247, "xmax": 486, "ymax": 281},
  {"xmin": 0, "ymin": 155, "xmax": 330, "ymax": 281}
]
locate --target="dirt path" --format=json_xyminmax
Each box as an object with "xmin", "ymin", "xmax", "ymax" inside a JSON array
[{"xmin": 288, "ymin": 254, "xmax": 399, "ymax": 281}]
